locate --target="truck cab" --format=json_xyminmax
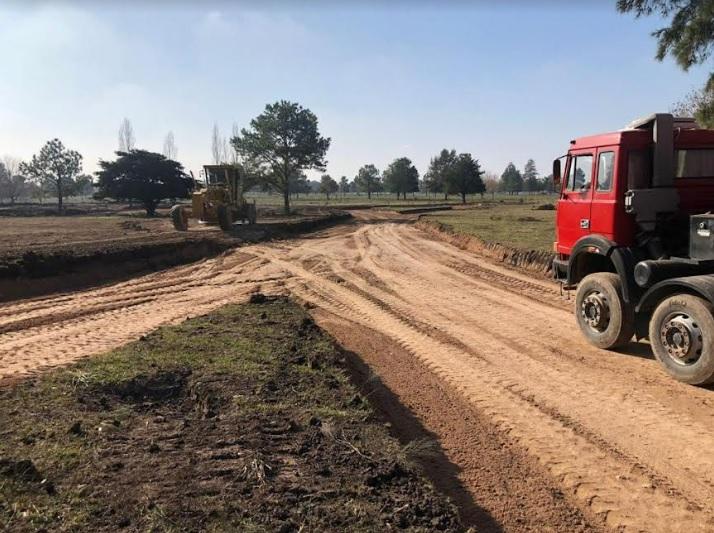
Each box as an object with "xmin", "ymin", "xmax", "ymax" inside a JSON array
[{"xmin": 552, "ymin": 114, "xmax": 714, "ymax": 385}]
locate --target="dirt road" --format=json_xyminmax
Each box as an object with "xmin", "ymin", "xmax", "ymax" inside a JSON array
[{"xmin": 2, "ymin": 211, "xmax": 714, "ymax": 531}]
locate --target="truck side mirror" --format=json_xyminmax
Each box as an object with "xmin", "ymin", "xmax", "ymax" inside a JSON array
[{"xmin": 552, "ymin": 159, "xmax": 561, "ymax": 190}]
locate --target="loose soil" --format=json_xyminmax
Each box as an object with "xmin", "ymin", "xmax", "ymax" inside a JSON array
[
  {"xmin": 0, "ymin": 297, "xmax": 462, "ymax": 532},
  {"xmin": 2, "ymin": 210, "xmax": 714, "ymax": 531}
]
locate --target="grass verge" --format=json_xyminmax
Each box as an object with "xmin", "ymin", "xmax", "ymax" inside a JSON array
[
  {"xmin": 421, "ymin": 201, "xmax": 556, "ymax": 252},
  {"xmin": 0, "ymin": 297, "xmax": 462, "ymax": 532}
]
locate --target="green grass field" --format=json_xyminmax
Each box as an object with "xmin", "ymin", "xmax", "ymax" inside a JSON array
[
  {"xmin": 246, "ymin": 191, "xmax": 556, "ymax": 208},
  {"xmin": 422, "ymin": 198, "xmax": 556, "ymax": 252}
]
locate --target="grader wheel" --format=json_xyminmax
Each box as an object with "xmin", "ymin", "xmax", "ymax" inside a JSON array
[
  {"xmin": 217, "ymin": 205, "xmax": 234, "ymax": 231},
  {"xmin": 170, "ymin": 205, "xmax": 188, "ymax": 231}
]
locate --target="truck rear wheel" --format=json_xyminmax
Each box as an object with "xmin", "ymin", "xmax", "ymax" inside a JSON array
[
  {"xmin": 170, "ymin": 205, "xmax": 188, "ymax": 231},
  {"xmin": 649, "ymin": 294, "xmax": 714, "ymax": 385},
  {"xmin": 575, "ymin": 273, "xmax": 634, "ymax": 349}
]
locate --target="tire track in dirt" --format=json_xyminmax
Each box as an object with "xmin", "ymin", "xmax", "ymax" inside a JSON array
[
  {"xmin": 3, "ymin": 213, "xmax": 714, "ymax": 531},
  {"xmin": 249, "ymin": 241, "xmax": 713, "ymax": 531}
]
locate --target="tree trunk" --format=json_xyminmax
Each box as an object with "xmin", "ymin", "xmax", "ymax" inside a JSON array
[
  {"xmin": 283, "ymin": 189, "xmax": 290, "ymax": 215},
  {"xmin": 57, "ymin": 179, "xmax": 63, "ymax": 213},
  {"xmin": 144, "ymin": 199, "xmax": 158, "ymax": 217},
  {"xmin": 461, "ymin": 193, "xmax": 466, "ymax": 204},
  {"xmin": 368, "ymin": 188, "xmax": 371, "ymax": 200},
  {"xmin": 444, "ymin": 192, "xmax": 448, "ymax": 201}
]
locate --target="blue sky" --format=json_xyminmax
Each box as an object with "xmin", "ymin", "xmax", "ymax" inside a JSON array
[{"xmin": 0, "ymin": 1, "xmax": 710, "ymax": 181}]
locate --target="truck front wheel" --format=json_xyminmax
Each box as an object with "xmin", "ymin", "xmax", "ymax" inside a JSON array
[
  {"xmin": 649, "ymin": 294, "xmax": 714, "ymax": 385},
  {"xmin": 575, "ymin": 273, "xmax": 635, "ymax": 349}
]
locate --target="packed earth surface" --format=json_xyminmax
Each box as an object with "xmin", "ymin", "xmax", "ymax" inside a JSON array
[{"xmin": 2, "ymin": 210, "xmax": 714, "ymax": 531}]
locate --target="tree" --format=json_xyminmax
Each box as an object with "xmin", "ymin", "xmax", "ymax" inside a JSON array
[
  {"xmin": 289, "ymin": 170, "xmax": 310, "ymax": 197},
  {"xmin": 383, "ymin": 157, "xmax": 419, "ymax": 200},
  {"xmin": 118, "ymin": 118, "xmax": 135, "ymax": 152},
  {"xmin": 483, "ymin": 172, "xmax": 500, "ymax": 198},
  {"xmin": 74, "ymin": 174, "xmax": 95, "ymax": 197},
  {"xmin": 232, "ymin": 101, "xmax": 331, "ymax": 214},
  {"xmin": 211, "ymin": 123, "xmax": 229, "ymax": 164},
  {"xmin": 320, "ymin": 174, "xmax": 339, "ymax": 200},
  {"xmin": 20, "ymin": 139, "xmax": 82, "ymax": 212},
  {"xmin": 523, "ymin": 159, "xmax": 540, "ymax": 193},
  {"xmin": 355, "ymin": 164, "xmax": 381, "ymax": 199},
  {"xmin": 671, "ymin": 87, "xmax": 714, "ymax": 127},
  {"xmin": 163, "ymin": 131, "xmax": 178, "ymax": 160},
  {"xmin": 445, "ymin": 153, "xmax": 485, "ymax": 203},
  {"xmin": 618, "ymin": 0, "xmax": 714, "ymax": 125},
  {"xmin": 96, "ymin": 150, "xmax": 193, "ymax": 216},
  {"xmin": 0, "ymin": 157, "xmax": 24, "ymax": 204},
  {"xmin": 339, "ymin": 176, "xmax": 349, "ymax": 197},
  {"xmin": 424, "ymin": 149, "xmax": 457, "ymax": 200},
  {"xmin": 500, "ymin": 162, "xmax": 523, "ymax": 195}
]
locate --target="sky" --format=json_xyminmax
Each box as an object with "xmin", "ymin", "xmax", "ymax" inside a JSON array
[{"xmin": 0, "ymin": 1, "xmax": 711, "ymax": 182}]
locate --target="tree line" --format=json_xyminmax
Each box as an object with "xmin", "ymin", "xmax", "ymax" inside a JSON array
[{"xmin": 2, "ymin": 100, "xmax": 551, "ymax": 216}]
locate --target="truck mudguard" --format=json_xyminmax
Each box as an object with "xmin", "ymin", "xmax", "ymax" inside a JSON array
[
  {"xmin": 567, "ymin": 235, "xmax": 642, "ymax": 303},
  {"xmin": 636, "ymin": 274, "xmax": 714, "ymax": 313}
]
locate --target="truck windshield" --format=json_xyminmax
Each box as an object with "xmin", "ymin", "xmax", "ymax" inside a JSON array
[{"xmin": 676, "ymin": 149, "xmax": 714, "ymax": 178}]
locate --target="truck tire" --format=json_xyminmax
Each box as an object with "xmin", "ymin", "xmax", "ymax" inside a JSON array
[
  {"xmin": 649, "ymin": 294, "xmax": 714, "ymax": 385},
  {"xmin": 217, "ymin": 205, "xmax": 233, "ymax": 232},
  {"xmin": 575, "ymin": 273, "xmax": 635, "ymax": 349},
  {"xmin": 170, "ymin": 205, "xmax": 188, "ymax": 231}
]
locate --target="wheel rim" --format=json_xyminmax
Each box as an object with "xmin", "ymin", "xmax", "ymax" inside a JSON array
[
  {"xmin": 581, "ymin": 290, "xmax": 610, "ymax": 332},
  {"xmin": 659, "ymin": 312, "xmax": 703, "ymax": 366}
]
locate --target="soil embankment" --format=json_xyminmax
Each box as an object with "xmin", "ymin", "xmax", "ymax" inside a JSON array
[
  {"xmin": 0, "ymin": 211, "xmax": 351, "ymax": 302},
  {"xmin": 415, "ymin": 217, "xmax": 555, "ymax": 275}
]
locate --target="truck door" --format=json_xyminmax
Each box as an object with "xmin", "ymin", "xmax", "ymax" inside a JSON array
[
  {"xmin": 556, "ymin": 152, "xmax": 595, "ymax": 253},
  {"xmin": 590, "ymin": 148, "xmax": 617, "ymax": 240}
]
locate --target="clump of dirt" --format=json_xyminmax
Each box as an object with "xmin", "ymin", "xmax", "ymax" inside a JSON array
[
  {"xmin": 0, "ymin": 298, "xmax": 463, "ymax": 532},
  {"xmin": 517, "ymin": 216, "xmax": 540, "ymax": 223},
  {"xmin": 534, "ymin": 203, "xmax": 556, "ymax": 210},
  {"xmin": 94, "ymin": 368, "xmax": 190, "ymax": 404}
]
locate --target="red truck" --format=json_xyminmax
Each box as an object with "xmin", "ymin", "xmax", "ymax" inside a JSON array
[{"xmin": 553, "ymin": 113, "xmax": 714, "ymax": 385}]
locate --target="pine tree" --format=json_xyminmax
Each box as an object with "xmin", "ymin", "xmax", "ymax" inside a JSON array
[{"xmin": 523, "ymin": 159, "xmax": 540, "ymax": 193}]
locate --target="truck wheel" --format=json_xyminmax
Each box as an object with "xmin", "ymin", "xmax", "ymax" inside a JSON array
[
  {"xmin": 649, "ymin": 294, "xmax": 714, "ymax": 385},
  {"xmin": 217, "ymin": 205, "xmax": 233, "ymax": 231},
  {"xmin": 170, "ymin": 205, "xmax": 188, "ymax": 231},
  {"xmin": 575, "ymin": 273, "xmax": 634, "ymax": 349}
]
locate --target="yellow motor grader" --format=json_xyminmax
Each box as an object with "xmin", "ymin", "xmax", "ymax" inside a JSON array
[{"xmin": 170, "ymin": 164, "xmax": 257, "ymax": 231}]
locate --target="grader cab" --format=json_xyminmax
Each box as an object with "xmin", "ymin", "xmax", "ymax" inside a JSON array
[{"xmin": 171, "ymin": 164, "xmax": 257, "ymax": 231}]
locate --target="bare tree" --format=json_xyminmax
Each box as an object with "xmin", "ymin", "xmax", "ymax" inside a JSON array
[
  {"xmin": 118, "ymin": 118, "xmax": 136, "ymax": 152},
  {"xmin": 163, "ymin": 131, "xmax": 178, "ymax": 160},
  {"xmin": 0, "ymin": 156, "xmax": 25, "ymax": 204},
  {"xmin": 2, "ymin": 156, "xmax": 20, "ymax": 181},
  {"xmin": 211, "ymin": 123, "xmax": 225, "ymax": 164}
]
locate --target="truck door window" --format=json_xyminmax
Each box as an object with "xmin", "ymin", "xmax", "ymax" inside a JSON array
[
  {"xmin": 596, "ymin": 152, "xmax": 614, "ymax": 192},
  {"xmin": 567, "ymin": 155, "xmax": 593, "ymax": 192}
]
